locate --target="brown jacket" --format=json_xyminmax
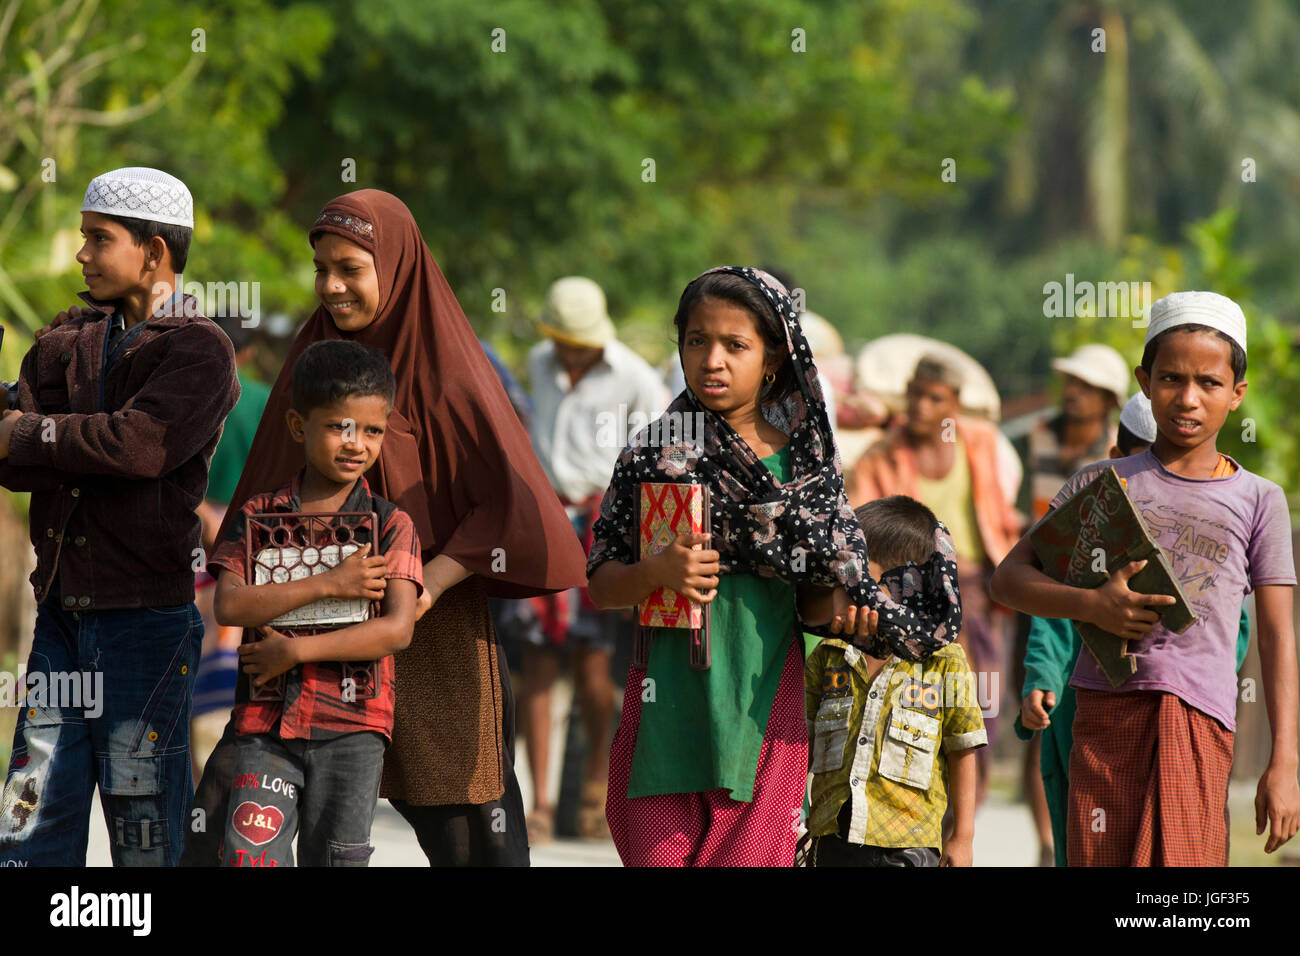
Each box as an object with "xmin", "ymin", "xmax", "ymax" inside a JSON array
[{"xmin": 0, "ymin": 293, "xmax": 238, "ymax": 609}]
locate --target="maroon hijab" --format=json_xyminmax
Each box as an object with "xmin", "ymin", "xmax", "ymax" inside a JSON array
[{"xmin": 216, "ymin": 189, "xmax": 586, "ymax": 597}]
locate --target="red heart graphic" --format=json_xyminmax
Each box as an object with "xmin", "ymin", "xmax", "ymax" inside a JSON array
[{"xmin": 232, "ymin": 801, "xmax": 284, "ymax": 847}]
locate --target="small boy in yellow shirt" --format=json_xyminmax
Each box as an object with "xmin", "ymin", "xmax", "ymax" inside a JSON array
[{"xmin": 804, "ymin": 496, "xmax": 986, "ymax": 866}]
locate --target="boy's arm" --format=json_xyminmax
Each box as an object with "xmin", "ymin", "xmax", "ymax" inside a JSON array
[
  {"xmin": 989, "ymin": 533, "xmax": 1176, "ymax": 638},
  {"xmin": 4, "ymin": 324, "xmax": 237, "ymax": 480},
  {"xmin": 941, "ymin": 647, "xmax": 986, "ymax": 865},
  {"xmin": 214, "ymin": 568, "xmax": 338, "ymax": 629},
  {"xmin": 239, "ymin": 579, "xmax": 418, "ymax": 689},
  {"xmin": 213, "ymin": 542, "xmax": 389, "ymax": 627},
  {"xmin": 940, "ymin": 748, "xmax": 977, "ymax": 866},
  {"xmin": 0, "ymin": 345, "xmax": 77, "ymax": 490},
  {"xmin": 1019, "ymin": 616, "xmax": 1078, "ymax": 731},
  {"xmin": 1252, "ymin": 583, "xmax": 1300, "ymax": 853},
  {"xmin": 804, "ymin": 649, "xmax": 824, "ymax": 762}
]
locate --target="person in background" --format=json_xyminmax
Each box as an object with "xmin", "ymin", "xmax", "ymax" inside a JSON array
[
  {"xmin": 1017, "ymin": 342, "xmax": 1128, "ymax": 864},
  {"xmin": 523, "ymin": 276, "xmax": 669, "ymax": 843},
  {"xmin": 191, "ymin": 315, "xmax": 273, "ymax": 784},
  {"xmin": 849, "ymin": 354, "xmax": 1021, "ymax": 804},
  {"xmin": 1027, "ymin": 344, "xmax": 1128, "ymax": 517}
]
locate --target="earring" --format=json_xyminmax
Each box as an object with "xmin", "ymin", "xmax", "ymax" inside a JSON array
[{"xmin": 764, "ymin": 371, "xmax": 776, "ymax": 385}]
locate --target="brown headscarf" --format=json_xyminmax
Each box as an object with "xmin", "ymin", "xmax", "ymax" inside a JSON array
[{"xmin": 216, "ymin": 189, "xmax": 586, "ymax": 598}]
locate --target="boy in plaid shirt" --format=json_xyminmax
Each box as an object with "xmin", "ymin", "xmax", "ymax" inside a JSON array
[
  {"xmin": 207, "ymin": 340, "xmax": 423, "ymax": 866},
  {"xmin": 804, "ymin": 496, "xmax": 986, "ymax": 866}
]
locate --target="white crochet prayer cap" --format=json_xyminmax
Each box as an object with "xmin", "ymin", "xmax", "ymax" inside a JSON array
[
  {"xmin": 1119, "ymin": 392, "xmax": 1157, "ymax": 445},
  {"xmin": 81, "ymin": 167, "xmax": 193, "ymax": 229},
  {"xmin": 1145, "ymin": 291, "xmax": 1246, "ymax": 354}
]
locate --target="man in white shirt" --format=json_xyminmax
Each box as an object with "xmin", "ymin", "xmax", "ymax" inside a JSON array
[{"xmin": 522, "ymin": 276, "xmax": 669, "ymax": 842}]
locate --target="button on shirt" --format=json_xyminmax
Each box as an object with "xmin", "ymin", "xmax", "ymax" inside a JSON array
[
  {"xmin": 528, "ymin": 338, "xmax": 669, "ymax": 504},
  {"xmin": 804, "ymin": 640, "xmax": 987, "ymax": 849}
]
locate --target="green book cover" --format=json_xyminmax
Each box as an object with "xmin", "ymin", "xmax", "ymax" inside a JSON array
[{"xmin": 1028, "ymin": 466, "xmax": 1197, "ymax": 687}]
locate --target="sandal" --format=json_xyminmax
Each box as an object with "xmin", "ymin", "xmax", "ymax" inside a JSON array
[
  {"xmin": 576, "ymin": 779, "xmax": 610, "ymax": 840},
  {"xmin": 526, "ymin": 806, "xmax": 555, "ymax": 846}
]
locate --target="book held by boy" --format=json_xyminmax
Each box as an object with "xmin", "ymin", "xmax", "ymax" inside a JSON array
[{"xmin": 1028, "ymin": 466, "xmax": 1197, "ymax": 687}]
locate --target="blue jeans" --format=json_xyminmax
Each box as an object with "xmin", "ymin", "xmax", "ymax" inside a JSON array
[
  {"xmin": 0, "ymin": 599, "xmax": 202, "ymax": 866},
  {"xmin": 221, "ymin": 731, "xmax": 385, "ymax": 867}
]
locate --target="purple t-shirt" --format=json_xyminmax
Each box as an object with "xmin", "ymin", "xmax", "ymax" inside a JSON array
[{"xmin": 1049, "ymin": 450, "xmax": 1295, "ymax": 730}]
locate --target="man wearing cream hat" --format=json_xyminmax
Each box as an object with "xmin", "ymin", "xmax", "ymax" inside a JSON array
[{"xmin": 522, "ymin": 276, "xmax": 668, "ymax": 843}]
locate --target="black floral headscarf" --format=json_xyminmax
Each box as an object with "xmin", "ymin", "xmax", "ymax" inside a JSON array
[{"xmin": 587, "ymin": 266, "xmax": 960, "ymax": 662}]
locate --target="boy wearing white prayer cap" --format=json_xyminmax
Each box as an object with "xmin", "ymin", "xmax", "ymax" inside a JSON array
[
  {"xmin": 994, "ymin": 290, "xmax": 1300, "ymax": 865},
  {"xmin": 0, "ymin": 168, "xmax": 239, "ymax": 866}
]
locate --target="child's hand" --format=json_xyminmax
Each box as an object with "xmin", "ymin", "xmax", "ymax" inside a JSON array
[
  {"xmin": 1020, "ymin": 689, "xmax": 1056, "ymax": 730},
  {"xmin": 829, "ymin": 588, "xmax": 879, "ymax": 641},
  {"xmin": 648, "ymin": 532, "xmax": 720, "ymax": 604},
  {"xmin": 1088, "ymin": 560, "xmax": 1177, "ymax": 639},
  {"xmin": 239, "ymin": 625, "xmax": 299, "ymax": 690},
  {"xmin": 1255, "ymin": 763, "xmax": 1300, "ymax": 853},
  {"xmin": 35, "ymin": 304, "xmax": 88, "ymax": 339},
  {"xmin": 940, "ymin": 834, "xmax": 973, "ymax": 867},
  {"xmin": 327, "ymin": 542, "xmax": 388, "ymax": 601},
  {"xmin": 0, "ymin": 409, "xmax": 21, "ymax": 460}
]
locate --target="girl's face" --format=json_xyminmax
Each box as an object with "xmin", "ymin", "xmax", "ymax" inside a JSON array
[
  {"xmin": 313, "ymin": 233, "xmax": 381, "ymax": 332},
  {"xmin": 681, "ymin": 298, "xmax": 781, "ymax": 419}
]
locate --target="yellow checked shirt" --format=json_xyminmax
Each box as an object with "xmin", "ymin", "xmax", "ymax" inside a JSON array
[{"xmin": 804, "ymin": 640, "xmax": 987, "ymax": 849}]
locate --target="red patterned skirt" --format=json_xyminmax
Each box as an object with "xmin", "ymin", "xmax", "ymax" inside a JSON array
[{"xmin": 605, "ymin": 638, "xmax": 808, "ymax": 867}]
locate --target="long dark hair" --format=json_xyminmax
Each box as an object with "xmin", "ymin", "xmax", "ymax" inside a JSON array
[{"xmin": 672, "ymin": 270, "xmax": 799, "ymax": 405}]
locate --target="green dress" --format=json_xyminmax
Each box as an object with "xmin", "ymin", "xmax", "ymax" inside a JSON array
[
  {"xmin": 628, "ymin": 446, "xmax": 798, "ymax": 802},
  {"xmin": 206, "ymin": 368, "xmax": 272, "ymax": 504}
]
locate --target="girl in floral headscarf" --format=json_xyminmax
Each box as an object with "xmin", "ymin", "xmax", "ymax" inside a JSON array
[{"xmin": 587, "ymin": 267, "xmax": 961, "ymax": 865}]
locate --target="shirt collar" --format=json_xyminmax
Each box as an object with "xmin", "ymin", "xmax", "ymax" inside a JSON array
[
  {"xmin": 284, "ymin": 466, "xmax": 373, "ymax": 513},
  {"xmin": 77, "ymin": 288, "xmax": 198, "ymax": 329}
]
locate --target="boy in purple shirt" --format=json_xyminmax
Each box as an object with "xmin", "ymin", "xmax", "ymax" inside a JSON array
[{"xmin": 992, "ymin": 291, "xmax": 1300, "ymax": 865}]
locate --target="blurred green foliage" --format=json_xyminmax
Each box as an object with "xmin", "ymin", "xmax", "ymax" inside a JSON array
[{"xmin": 2, "ymin": 0, "xmax": 1299, "ymax": 498}]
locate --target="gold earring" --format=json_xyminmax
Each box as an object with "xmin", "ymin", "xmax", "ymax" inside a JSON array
[{"xmin": 764, "ymin": 371, "xmax": 776, "ymax": 385}]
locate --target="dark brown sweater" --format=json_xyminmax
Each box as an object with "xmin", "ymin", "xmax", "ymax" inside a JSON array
[{"xmin": 0, "ymin": 293, "xmax": 238, "ymax": 609}]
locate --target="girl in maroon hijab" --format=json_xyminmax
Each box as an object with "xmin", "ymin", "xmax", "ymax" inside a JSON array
[{"xmin": 184, "ymin": 189, "xmax": 587, "ymax": 865}]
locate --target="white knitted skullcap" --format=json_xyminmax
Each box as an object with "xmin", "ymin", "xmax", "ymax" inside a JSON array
[
  {"xmin": 81, "ymin": 167, "xmax": 193, "ymax": 229},
  {"xmin": 1119, "ymin": 392, "xmax": 1157, "ymax": 445},
  {"xmin": 1145, "ymin": 291, "xmax": 1246, "ymax": 354}
]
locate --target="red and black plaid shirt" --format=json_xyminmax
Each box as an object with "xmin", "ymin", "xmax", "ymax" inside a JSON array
[{"xmin": 209, "ymin": 469, "xmax": 423, "ymax": 741}]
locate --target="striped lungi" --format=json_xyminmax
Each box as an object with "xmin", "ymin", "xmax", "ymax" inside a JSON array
[{"xmin": 1067, "ymin": 688, "xmax": 1233, "ymax": 866}]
